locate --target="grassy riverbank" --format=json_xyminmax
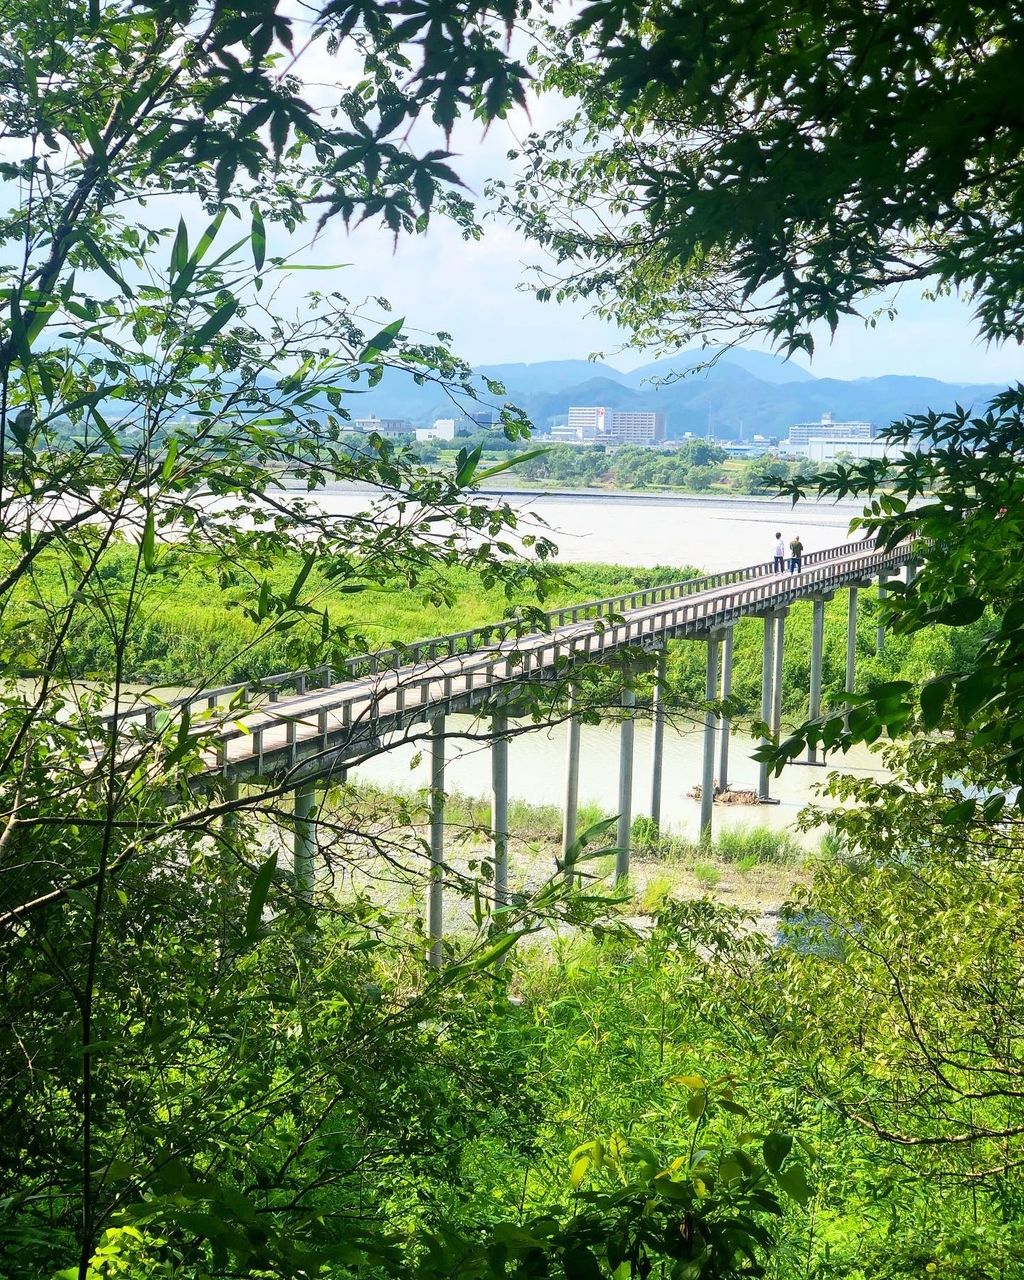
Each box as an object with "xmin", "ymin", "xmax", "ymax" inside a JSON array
[{"xmin": 330, "ymin": 782, "xmax": 807, "ymax": 918}]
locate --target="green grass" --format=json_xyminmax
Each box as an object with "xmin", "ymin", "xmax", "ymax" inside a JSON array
[{"xmin": 6, "ymin": 541, "xmax": 692, "ymax": 685}]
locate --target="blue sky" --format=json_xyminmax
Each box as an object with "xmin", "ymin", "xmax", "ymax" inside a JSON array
[
  {"xmin": 323, "ymin": 215, "xmax": 1021, "ymax": 384},
  {"xmin": 280, "ymin": 38, "xmax": 1024, "ymax": 386}
]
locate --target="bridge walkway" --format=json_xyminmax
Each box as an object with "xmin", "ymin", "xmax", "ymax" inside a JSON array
[{"xmin": 116, "ymin": 536, "xmax": 914, "ymax": 784}]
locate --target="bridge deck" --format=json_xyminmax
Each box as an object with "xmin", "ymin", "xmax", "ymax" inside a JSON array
[{"xmin": 112, "ymin": 537, "xmax": 914, "ymax": 784}]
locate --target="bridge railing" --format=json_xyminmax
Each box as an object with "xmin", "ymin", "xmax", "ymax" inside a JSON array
[
  {"xmin": 197, "ymin": 539, "xmax": 913, "ymax": 772},
  {"xmin": 335, "ymin": 536, "xmax": 880, "ymax": 677},
  {"xmin": 99, "ymin": 536, "xmax": 892, "ymax": 736},
  {"xmin": 97, "ymin": 664, "xmax": 335, "ymax": 733}
]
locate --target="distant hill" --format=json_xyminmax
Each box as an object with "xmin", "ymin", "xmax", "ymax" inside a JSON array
[
  {"xmin": 340, "ymin": 348, "xmax": 1003, "ymax": 439},
  {"xmin": 623, "ymin": 348, "xmax": 815, "ymax": 387}
]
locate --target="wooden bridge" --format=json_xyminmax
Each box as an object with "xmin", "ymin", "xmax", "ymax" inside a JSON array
[{"xmin": 105, "ymin": 535, "xmax": 917, "ymax": 965}]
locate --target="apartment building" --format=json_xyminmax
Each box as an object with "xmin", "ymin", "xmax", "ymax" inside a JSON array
[
  {"xmin": 787, "ymin": 412, "xmax": 874, "ymax": 448},
  {"xmin": 555, "ymin": 406, "xmax": 667, "ymax": 445}
]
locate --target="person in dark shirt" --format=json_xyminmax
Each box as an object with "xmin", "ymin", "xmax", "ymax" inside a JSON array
[{"xmin": 788, "ymin": 534, "xmax": 804, "ymax": 573}]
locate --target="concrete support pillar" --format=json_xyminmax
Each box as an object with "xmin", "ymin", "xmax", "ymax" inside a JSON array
[
  {"xmin": 293, "ymin": 779, "xmax": 316, "ymax": 900},
  {"xmin": 491, "ymin": 710, "xmax": 509, "ymax": 908},
  {"xmin": 772, "ymin": 607, "xmax": 788, "ymax": 736},
  {"xmin": 807, "ymin": 597, "xmax": 826, "ymax": 765},
  {"xmin": 649, "ymin": 649, "xmax": 667, "ymax": 829},
  {"xmin": 223, "ymin": 780, "xmax": 240, "ymax": 834},
  {"xmin": 758, "ymin": 614, "xmax": 776, "ymax": 802},
  {"xmin": 906, "ymin": 560, "xmax": 918, "ymax": 587},
  {"xmin": 427, "ymin": 714, "xmax": 445, "ymax": 970},
  {"xmin": 846, "ymin": 587, "xmax": 858, "ymax": 708},
  {"xmin": 615, "ymin": 670, "xmax": 636, "ymax": 882},
  {"xmin": 700, "ymin": 635, "xmax": 720, "ymax": 843},
  {"xmin": 562, "ymin": 686, "xmax": 581, "ymax": 882},
  {"xmin": 220, "ymin": 780, "xmax": 240, "ymax": 952},
  {"xmin": 876, "ymin": 571, "xmax": 888, "ymax": 655},
  {"xmin": 717, "ymin": 626, "xmax": 734, "ymax": 792}
]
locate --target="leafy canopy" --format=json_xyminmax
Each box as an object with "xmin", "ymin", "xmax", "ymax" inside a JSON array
[{"xmin": 505, "ymin": 0, "xmax": 1024, "ymax": 353}]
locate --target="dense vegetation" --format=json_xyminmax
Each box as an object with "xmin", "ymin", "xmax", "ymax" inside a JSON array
[
  {"xmin": 6, "ymin": 541, "xmax": 982, "ymax": 733},
  {"xmin": 4, "ymin": 1, "xmax": 1024, "ymax": 1279}
]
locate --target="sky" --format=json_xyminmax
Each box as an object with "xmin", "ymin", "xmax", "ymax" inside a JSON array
[
  {"xmin": 271, "ymin": 31, "xmax": 1024, "ymax": 387},
  {"xmin": 284, "ymin": 120, "xmax": 1022, "ymax": 385}
]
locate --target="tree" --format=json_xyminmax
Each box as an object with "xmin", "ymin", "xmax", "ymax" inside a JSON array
[
  {"xmin": 504, "ymin": 0, "xmax": 1024, "ymax": 1206},
  {"xmin": 505, "ymin": 0, "xmax": 1024, "ymax": 354},
  {"xmin": 0, "ymin": 3, "xmax": 600, "ymax": 1276}
]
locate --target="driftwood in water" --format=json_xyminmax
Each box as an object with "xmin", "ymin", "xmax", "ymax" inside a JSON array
[{"xmin": 687, "ymin": 783, "xmax": 759, "ymax": 806}]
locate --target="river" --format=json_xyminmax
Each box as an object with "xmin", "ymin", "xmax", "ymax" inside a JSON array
[
  {"xmin": 306, "ymin": 484, "xmax": 867, "ymax": 571},
  {"xmin": 352, "ymin": 713, "xmax": 880, "ymax": 848}
]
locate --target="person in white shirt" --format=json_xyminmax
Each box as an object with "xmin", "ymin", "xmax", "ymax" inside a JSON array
[{"xmin": 773, "ymin": 532, "xmax": 785, "ymax": 572}]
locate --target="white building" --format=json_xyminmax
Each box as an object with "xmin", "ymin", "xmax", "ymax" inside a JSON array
[
  {"xmin": 558, "ymin": 406, "xmax": 667, "ymax": 445},
  {"xmin": 805, "ymin": 436, "xmax": 931, "ymax": 463},
  {"xmin": 415, "ymin": 417, "xmax": 461, "ymax": 442},
  {"xmin": 353, "ymin": 414, "xmax": 414, "ymax": 439},
  {"xmin": 788, "ymin": 412, "xmax": 874, "ymax": 448}
]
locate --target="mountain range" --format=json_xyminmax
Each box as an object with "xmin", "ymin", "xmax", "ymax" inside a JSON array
[{"xmin": 352, "ymin": 347, "xmax": 1004, "ymax": 439}]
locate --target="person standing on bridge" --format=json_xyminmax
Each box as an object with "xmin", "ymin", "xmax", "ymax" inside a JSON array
[
  {"xmin": 773, "ymin": 532, "xmax": 785, "ymax": 572},
  {"xmin": 788, "ymin": 534, "xmax": 804, "ymax": 573}
]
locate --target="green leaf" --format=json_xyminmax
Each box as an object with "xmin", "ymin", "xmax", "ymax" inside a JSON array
[
  {"xmin": 455, "ymin": 443, "xmax": 483, "ymax": 488},
  {"xmin": 472, "ymin": 928, "xmax": 531, "ymax": 969},
  {"xmin": 188, "ymin": 298, "xmax": 239, "ymax": 349},
  {"xmin": 941, "ymin": 797, "xmax": 977, "ymax": 824},
  {"xmin": 475, "ymin": 447, "xmax": 550, "ymax": 482},
  {"xmin": 563, "ymin": 1243, "xmax": 603, "ymax": 1280},
  {"xmin": 357, "ymin": 317, "xmax": 404, "ymax": 363},
  {"xmin": 193, "ymin": 208, "xmax": 226, "ymax": 265},
  {"xmin": 285, "ymin": 551, "xmax": 316, "ymax": 607},
  {"xmin": 775, "ymin": 1161, "xmax": 812, "ymax": 1205},
  {"xmin": 141, "ymin": 509, "xmax": 157, "ymax": 572},
  {"xmin": 920, "ymin": 676, "xmax": 952, "ymax": 729},
  {"xmin": 762, "ymin": 1131, "xmax": 792, "ymax": 1173},
  {"xmin": 934, "ymin": 596, "xmax": 986, "ymax": 626},
  {"xmin": 170, "ymin": 216, "xmax": 189, "ymax": 278},
  {"xmin": 244, "ymin": 852, "xmax": 278, "ymax": 942},
  {"xmin": 161, "ymin": 437, "xmax": 179, "ymax": 482},
  {"xmin": 251, "ymin": 204, "xmax": 266, "ymax": 271},
  {"xmin": 668, "ymin": 1073, "xmax": 706, "ymax": 1089},
  {"xmin": 570, "ymin": 1154, "xmax": 591, "ymax": 1188},
  {"xmin": 80, "ymin": 233, "xmax": 135, "ymax": 297}
]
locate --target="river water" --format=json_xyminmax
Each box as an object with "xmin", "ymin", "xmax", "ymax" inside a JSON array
[
  {"xmin": 309, "ymin": 484, "xmax": 866, "ymax": 572},
  {"xmin": 353, "ymin": 713, "xmax": 881, "ymax": 847}
]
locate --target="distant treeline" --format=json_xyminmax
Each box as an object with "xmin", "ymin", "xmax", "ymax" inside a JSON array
[{"xmin": 414, "ymin": 436, "xmax": 817, "ymax": 494}]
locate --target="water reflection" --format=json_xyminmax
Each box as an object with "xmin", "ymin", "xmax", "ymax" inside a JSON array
[{"xmin": 352, "ymin": 712, "xmax": 886, "ymax": 848}]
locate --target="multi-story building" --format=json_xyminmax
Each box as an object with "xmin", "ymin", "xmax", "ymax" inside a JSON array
[
  {"xmin": 415, "ymin": 417, "xmax": 463, "ymax": 442},
  {"xmin": 558, "ymin": 406, "xmax": 667, "ymax": 445},
  {"xmin": 352, "ymin": 414, "xmax": 414, "ymax": 439},
  {"xmin": 787, "ymin": 412, "xmax": 874, "ymax": 448},
  {"xmin": 805, "ymin": 436, "xmax": 931, "ymax": 462}
]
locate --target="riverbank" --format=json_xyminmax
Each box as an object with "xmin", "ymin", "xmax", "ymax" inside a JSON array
[{"xmin": 305, "ymin": 778, "xmax": 811, "ymax": 924}]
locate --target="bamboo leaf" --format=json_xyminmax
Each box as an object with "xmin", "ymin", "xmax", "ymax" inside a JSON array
[
  {"xmin": 251, "ymin": 204, "xmax": 266, "ymax": 271},
  {"xmin": 141, "ymin": 509, "xmax": 157, "ymax": 572},
  {"xmin": 244, "ymin": 852, "xmax": 278, "ymax": 943},
  {"xmin": 187, "ymin": 298, "xmax": 239, "ymax": 349}
]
